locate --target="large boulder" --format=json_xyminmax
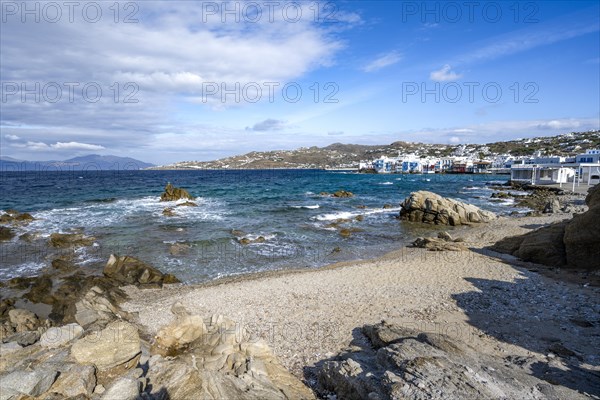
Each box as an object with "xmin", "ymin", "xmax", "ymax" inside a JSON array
[
  {"xmin": 40, "ymin": 323, "xmax": 84, "ymax": 348},
  {"xmin": 316, "ymin": 321, "xmax": 589, "ymax": 400},
  {"xmin": 493, "ymin": 184, "xmax": 600, "ymax": 269},
  {"xmin": 104, "ymin": 254, "xmax": 180, "ymax": 287},
  {"xmin": 563, "ymin": 184, "xmax": 600, "ymax": 269},
  {"xmin": 160, "ymin": 182, "xmax": 194, "ymax": 202},
  {"xmin": 70, "ymin": 321, "xmax": 141, "ymax": 371},
  {"xmin": 400, "ymin": 191, "xmax": 496, "ymax": 225}
]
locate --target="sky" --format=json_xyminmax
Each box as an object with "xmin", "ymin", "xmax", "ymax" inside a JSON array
[{"xmin": 1, "ymin": 0, "xmax": 599, "ymax": 164}]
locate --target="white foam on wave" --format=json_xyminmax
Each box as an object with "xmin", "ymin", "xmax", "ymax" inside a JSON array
[
  {"xmin": 315, "ymin": 207, "xmax": 401, "ymax": 221},
  {"xmin": 26, "ymin": 195, "xmax": 228, "ymax": 233},
  {"xmin": 0, "ymin": 261, "xmax": 46, "ymax": 280},
  {"xmin": 379, "ymin": 182, "xmax": 393, "ymax": 185},
  {"xmin": 291, "ymin": 204, "xmax": 320, "ymax": 209}
]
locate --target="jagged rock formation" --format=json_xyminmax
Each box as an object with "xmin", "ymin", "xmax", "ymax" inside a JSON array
[
  {"xmin": 492, "ymin": 184, "xmax": 600, "ymax": 269},
  {"xmin": 0, "ymin": 256, "xmax": 312, "ymax": 399},
  {"xmin": 411, "ymin": 232, "xmax": 467, "ymax": 251},
  {"xmin": 400, "ymin": 191, "xmax": 496, "ymax": 225},
  {"xmin": 160, "ymin": 182, "xmax": 194, "ymax": 202},
  {"xmin": 316, "ymin": 321, "xmax": 590, "ymax": 400},
  {"xmin": 104, "ymin": 254, "xmax": 181, "ymax": 287}
]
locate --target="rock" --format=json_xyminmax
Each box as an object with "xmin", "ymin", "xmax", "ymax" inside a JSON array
[
  {"xmin": 160, "ymin": 182, "xmax": 194, "ymax": 202},
  {"xmin": 563, "ymin": 184, "xmax": 600, "ymax": 269},
  {"xmin": 169, "ymin": 243, "xmax": 191, "ymax": 256},
  {"xmin": 148, "ymin": 305, "xmax": 315, "ymax": 399},
  {"xmin": 382, "ymin": 204, "xmax": 393, "ymax": 209},
  {"xmin": 49, "ymin": 232, "xmax": 95, "ymax": 248},
  {"xmin": 8, "ymin": 309, "xmax": 39, "ymax": 332},
  {"xmin": 238, "ymin": 236, "xmax": 267, "ymax": 245},
  {"xmin": 333, "ymin": 190, "xmax": 354, "ymax": 198},
  {"xmin": 317, "ymin": 321, "xmax": 584, "ymax": 400},
  {"xmin": 73, "ymin": 285, "xmax": 126, "ymax": 328},
  {"xmin": 104, "ymin": 254, "xmax": 180, "ymax": 287},
  {"xmin": 51, "ymin": 258, "xmax": 77, "ymax": 273},
  {"xmin": 162, "ymin": 207, "xmax": 176, "ymax": 217},
  {"xmin": 543, "ymin": 198, "xmax": 561, "ymax": 213},
  {"xmin": 40, "ymin": 323, "xmax": 84, "ymax": 348},
  {"xmin": 355, "ymin": 215, "xmax": 364, "ymax": 221},
  {"xmin": 71, "ymin": 321, "xmax": 141, "ymax": 371},
  {"xmin": 400, "ymin": 191, "xmax": 496, "ymax": 226},
  {"xmin": 0, "ymin": 342, "xmax": 22, "ymax": 355},
  {"xmin": 14, "ymin": 213, "xmax": 34, "ymax": 222},
  {"xmin": 0, "ymin": 226, "xmax": 15, "ymax": 241},
  {"xmin": 9, "ymin": 330, "xmax": 40, "ymax": 346},
  {"xmin": 493, "ymin": 185, "xmax": 600, "ymax": 270},
  {"xmin": 101, "ymin": 376, "xmax": 141, "ymax": 400},
  {"xmin": 0, "ymin": 369, "xmax": 59, "ymax": 397},
  {"xmin": 153, "ymin": 308, "xmax": 207, "ymax": 355},
  {"xmin": 176, "ymin": 201, "xmax": 197, "ymax": 207},
  {"xmin": 19, "ymin": 232, "xmax": 41, "ymax": 242},
  {"xmin": 339, "ymin": 227, "xmax": 363, "ymax": 238},
  {"xmin": 45, "ymin": 363, "xmax": 96, "ymax": 398},
  {"xmin": 230, "ymin": 229, "xmax": 246, "ymax": 237},
  {"xmin": 411, "ymin": 237, "xmax": 466, "ymax": 252},
  {"xmin": 437, "ymin": 231, "xmax": 453, "ymax": 241},
  {"xmin": 491, "ymin": 192, "xmax": 510, "ymax": 199}
]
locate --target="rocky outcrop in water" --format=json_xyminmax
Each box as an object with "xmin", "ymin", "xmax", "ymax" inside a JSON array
[
  {"xmin": 49, "ymin": 232, "xmax": 95, "ymax": 248},
  {"xmin": 104, "ymin": 254, "xmax": 181, "ymax": 287},
  {"xmin": 400, "ymin": 191, "xmax": 496, "ymax": 225},
  {"xmin": 492, "ymin": 184, "xmax": 600, "ymax": 269},
  {"xmin": 315, "ymin": 321, "xmax": 587, "ymax": 400},
  {"xmin": 160, "ymin": 182, "xmax": 194, "ymax": 202}
]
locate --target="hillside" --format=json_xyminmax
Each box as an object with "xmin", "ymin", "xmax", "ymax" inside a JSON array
[
  {"xmin": 150, "ymin": 131, "xmax": 600, "ymax": 170},
  {"xmin": 0, "ymin": 154, "xmax": 154, "ymax": 171}
]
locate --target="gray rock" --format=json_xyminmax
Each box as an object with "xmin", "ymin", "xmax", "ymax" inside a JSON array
[
  {"xmin": 45, "ymin": 363, "xmax": 96, "ymax": 398},
  {"xmin": 543, "ymin": 198, "xmax": 561, "ymax": 214},
  {"xmin": 0, "ymin": 342, "xmax": 22, "ymax": 355},
  {"xmin": 0, "ymin": 368, "xmax": 59, "ymax": 397},
  {"xmin": 40, "ymin": 323, "xmax": 84, "ymax": 348},
  {"xmin": 101, "ymin": 376, "xmax": 141, "ymax": 400},
  {"xmin": 317, "ymin": 321, "xmax": 590, "ymax": 400}
]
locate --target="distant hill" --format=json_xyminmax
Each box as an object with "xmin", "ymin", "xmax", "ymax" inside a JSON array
[
  {"xmin": 150, "ymin": 130, "xmax": 600, "ymax": 170},
  {"xmin": 0, "ymin": 154, "xmax": 154, "ymax": 171}
]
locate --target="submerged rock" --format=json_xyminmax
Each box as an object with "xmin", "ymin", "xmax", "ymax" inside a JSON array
[
  {"xmin": 400, "ymin": 191, "xmax": 496, "ymax": 226},
  {"xmin": 332, "ymin": 190, "xmax": 354, "ymax": 198},
  {"xmin": 49, "ymin": 232, "xmax": 95, "ymax": 248},
  {"xmin": 0, "ymin": 226, "xmax": 15, "ymax": 241},
  {"xmin": 160, "ymin": 182, "xmax": 194, "ymax": 202}
]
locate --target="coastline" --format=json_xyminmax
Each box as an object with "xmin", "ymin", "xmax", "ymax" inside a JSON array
[{"xmin": 122, "ymin": 210, "xmax": 600, "ymax": 385}]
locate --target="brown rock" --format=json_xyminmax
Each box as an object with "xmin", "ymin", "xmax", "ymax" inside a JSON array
[
  {"xmin": 49, "ymin": 233, "xmax": 95, "ymax": 248},
  {"xmin": 103, "ymin": 254, "xmax": 180, "ymax": 287},
  {"xmin": 400, "ymin": 191, "xmax": 496, "ymax": 226},
  {"xmin": 0, "ymin": 226, "xmax": 15, "ymax": 241},
  {"xmin": 162, "ymin": 207, "xmax": 176, "ymax": 217},
  {"xmin": 333, "ymin": 190, "xmax": 354, "ymax": 198},
  {"xmin": 160, "ymin": 182, "xmax": 194, "ymax": 202}
]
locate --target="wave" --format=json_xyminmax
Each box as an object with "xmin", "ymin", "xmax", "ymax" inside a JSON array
[
  {"xmin": 290, "ymin": 204, "xmax": 320, "ymax": 209},
  {"xmin": 379, "ymin": 182, "xmax": 393, "ymax": 185}
]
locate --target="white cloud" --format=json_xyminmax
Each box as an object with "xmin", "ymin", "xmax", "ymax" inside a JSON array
[
  {"xmin": 50, "ymin": 142, "xmax": 106, "ymax": 151},
  {"xmin": 430, "ymin": 64, "xmax": 462, "ymax": 81},
  {"xmin": 328, "ymin": 131, "xmax": 344, "ymax": 136},
  {"xmin": 448, "ymin": 136, "xmax": 461, "ymax": 143},
  {"xmin": 247, "ymin": 119, "xmax": 287, "ymax": 131},
  {"xmin": 5, "ymin": 134, "xmax": 20, "ymax": 140},
  {"xmin": 362, "ymin": 51, "xmax": 402, "ymax": 73},
  {"xmin": 536, "ymin": 119, "xmax": 582, "ymax": 130}
]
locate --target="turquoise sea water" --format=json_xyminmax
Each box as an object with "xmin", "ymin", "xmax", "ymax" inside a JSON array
[{"xmin": 0, "ymin": 170, "xmax": 517, "ymax": 283}]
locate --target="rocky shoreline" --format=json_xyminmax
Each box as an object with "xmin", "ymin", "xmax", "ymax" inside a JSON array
[{"xmin": 1, "ymin": 184, "xmax": 599, "ymax": 399}]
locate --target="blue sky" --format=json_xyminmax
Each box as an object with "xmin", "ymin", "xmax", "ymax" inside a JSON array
[{"xmin": 1, "ymin": 0, "xmax": 599, "ymax": 164}]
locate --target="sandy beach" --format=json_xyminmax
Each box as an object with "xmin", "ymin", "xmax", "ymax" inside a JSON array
[{"xmin": 122, "ymin": 211, "xmax": 600, "ymax": 388}]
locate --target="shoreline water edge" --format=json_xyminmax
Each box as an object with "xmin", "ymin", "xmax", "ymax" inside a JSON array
[{"xmin": 1, "ymin": 173, "xmax": 599, "ymax": 399}]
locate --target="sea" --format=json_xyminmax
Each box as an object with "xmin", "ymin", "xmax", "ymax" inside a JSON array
[{"xmin": 0, "ymin": 170, "xmax": 523, "ymax": 283}]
